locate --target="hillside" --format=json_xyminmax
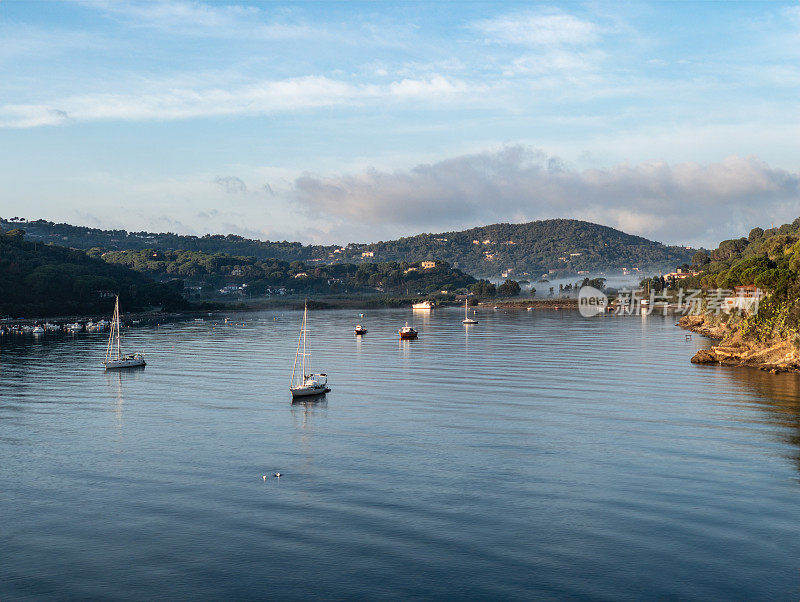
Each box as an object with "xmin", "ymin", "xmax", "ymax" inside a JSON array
[
  {"xmin": 1, "ymin": 217, "xmax": 695, "ymax": 278},
  {"xmin": 676, "ymin": 217, "xmax": 800, "ymax": 371},
  {"xmin": 362, "ymin": 220, "xmax": 694, "ymax": 277},
  {"xmin": 0, "ymin": 228, "xmax": 188, "ymax": 317},
  {"xmin": 99, "ymin": 249, "xmax": 478, "ymax": 298}
]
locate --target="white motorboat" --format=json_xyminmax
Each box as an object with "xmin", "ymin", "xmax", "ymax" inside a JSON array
[
  {"xmin": 412, "ymin": 300, "xmax": 434, "ymax": 310},
  {"xmin": 290, "ymin": 302, "xmax": 329, "ymax": 399},
  {"xmin": 103, "ymin": 296, "xmax": 146, "ymax": 370},
  {"xmin": 462, "ymin": 299, "xmax": 478, "ymax": 324},
  {"xmin": 32, "ymin": 325, "xmax": 45, "ymax": 335},
  {"xmin": 354, "ymin": 324, "xmax": 367, "ymax": 335}
]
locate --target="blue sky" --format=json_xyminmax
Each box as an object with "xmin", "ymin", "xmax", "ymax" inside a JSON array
[{"xmin": 1, "ymin": 1, "xmax": 798, "ymax": 246}]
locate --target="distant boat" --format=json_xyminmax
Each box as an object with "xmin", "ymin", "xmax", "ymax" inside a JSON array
[
  {"xmin": 412, "ymin": 300, "xmax": 434, "ymax": 310},
  {"xmin": 399, "ymin": 321, "xmax": 418, "ymax": 339},
  {"xmin": 290, "ymin": 302, "xmax": 329, "ymax": 399},
  {"xmin": 103, "ymin": 296, "xmax": 146, "ymax": 370},
  {"xmin": 32, "ymin": 325, "xmax": 44, "ymax": 335},
  {"xmin": 354, "ymin": 324, "xmax": 367, "ymax": 335},
  {"xmin": 462, "ymin": 299, "xmax": 478, "ymax": 324}
]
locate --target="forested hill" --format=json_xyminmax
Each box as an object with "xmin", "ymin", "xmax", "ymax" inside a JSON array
[
  {"xmin": 362, "ymin": 220, "xmax": 694, "ymax": 277},
  {"xmin": 1, "ymin": 217, "xmax": 695, "ymax": 278},
  {"xmin": 1, "ymin": 218, "xmax": 331, "ymax": 263},
  {"xmin": 0, "ymin": 228, "xmax": 188, "ymax": 317}
]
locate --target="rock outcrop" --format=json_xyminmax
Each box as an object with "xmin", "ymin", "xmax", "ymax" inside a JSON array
[{"xmin": 680, "ymin": 315, "xmax": 800, "ymax": 373}]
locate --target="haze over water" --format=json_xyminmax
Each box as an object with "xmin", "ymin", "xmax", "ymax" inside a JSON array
[{"xmin": 3, "ymin": 308, "xmax": 800, "ymax": 599}]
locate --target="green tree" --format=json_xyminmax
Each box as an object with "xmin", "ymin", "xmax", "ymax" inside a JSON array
[{"xmin": 497, "ymin": 279, "xmax": 521, "ymax": 297}]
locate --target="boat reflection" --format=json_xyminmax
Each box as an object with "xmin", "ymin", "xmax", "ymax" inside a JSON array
[{"xmin": 104, "ymin": 364, "xmax": 145, "ymax": 439}]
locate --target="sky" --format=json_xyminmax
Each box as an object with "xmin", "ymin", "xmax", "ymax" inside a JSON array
[{"xmin": 0, "ymin": 1, "xmax": 798, "ymax": 248}]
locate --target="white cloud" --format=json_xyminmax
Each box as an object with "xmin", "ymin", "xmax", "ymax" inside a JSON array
[
  {"xmin": 0, "ymin": 105, "xmax": 71, "ymax": 128},
  {"xmin": 471, "ymin": 10, "xmax": 599, "ymax": 46},
  {"xmin": 214, "ymin": 176, "xmax": 247, "ymax": 194},
  {"xmin": 80, "ymin": 0, "xmax": 320, "ymax": 39},
  {"xmin": 503, "ymin": 49, "xmax": 605, "ymax": 76},
  {"xmin": 0, "ymin": 75, "xmax": 471, "ymax": 128},
  {"xmin": 291, "ymin": 146, "xmax": 800, "ymax": 246}
]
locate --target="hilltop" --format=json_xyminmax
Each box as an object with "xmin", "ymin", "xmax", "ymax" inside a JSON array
[
  {"xmin": 362, "ymin": 219, "xmax": 694, "ymax": 277},
  {"xmin": 2, "ymin": 217, "xmax": 695, "ymax": 278}
]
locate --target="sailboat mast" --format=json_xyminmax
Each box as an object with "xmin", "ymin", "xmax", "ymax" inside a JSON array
[
  {"xmin": 301, "ymin": 302, "xmax": 307, "ymax": 377},
  {"xmin": 291, "ymin": 309, "xmax": 303, "ymax": 386},
  {"xmin": 115, "ymin": 297, "xmax": 121, "ymax": 359},
  {"xmin": 105, "ymin": 302, "xmax": 114, "ymax": 362}
]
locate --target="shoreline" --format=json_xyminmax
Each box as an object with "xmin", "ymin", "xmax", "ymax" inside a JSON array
[
  {"xmin": 679, "ymin": 315, "xmax": 800, "ymax": 374},
  {"xmin": 2, "ymin": 296, "xmax": 581, "ymax": 325}
]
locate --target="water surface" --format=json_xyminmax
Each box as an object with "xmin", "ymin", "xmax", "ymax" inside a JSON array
[{"xmin": 2, "ymin": 308, "xmax": 800, "ymax": 599}]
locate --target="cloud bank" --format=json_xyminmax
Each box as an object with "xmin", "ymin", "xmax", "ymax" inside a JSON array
[{"xmin": 291, "ymin": 146, "xmax": 800, "ymax": 246}]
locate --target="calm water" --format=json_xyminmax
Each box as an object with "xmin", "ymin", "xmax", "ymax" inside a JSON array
[{"xmin": 2, "ymin": 308, "xmax": 800, "ymax": 600}]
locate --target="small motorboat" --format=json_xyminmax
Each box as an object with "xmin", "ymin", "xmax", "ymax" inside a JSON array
[
  {"xmin": 32, "ymin": 325, "xmax": 45, "ymax": 335},
  {"xmin": 399, "ymin": 322, "xmax": 418, "ymax": 339},
  {"xmin": 412, "ymin": 300, "xmax": 434, "ymax": 310},
  {"xmin": 354, "ymin": 324, "xmax": 367, "ymax": 335}
]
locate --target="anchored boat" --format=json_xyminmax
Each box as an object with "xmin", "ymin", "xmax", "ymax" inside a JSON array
[
  {"xmin": 399, "ymin": 322, "xmax": 418, "ymax": 339},
  {"xmin": 103, "ymin": 296, "xmax": 146, "ymax": 370},
  {"xmin": 462, "ymin": 299, "xmax": 478, "ymax": 324},
  {"xmin": 290, "ymin": 302, "xmax": 330, "ymax": 399}
]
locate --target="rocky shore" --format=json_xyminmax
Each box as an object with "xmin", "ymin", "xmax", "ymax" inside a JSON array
[{"xmin": 679, "ymin": 315, "xmax": 800, "ymax": 373}]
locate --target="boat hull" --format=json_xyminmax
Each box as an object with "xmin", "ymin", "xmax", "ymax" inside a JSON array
[
  {"xmin": 399, "ymin": 332, "xmax": 418, "ymax": 339},
  {"xmin": 290, "ymin": 385, "xmax": 330, "ymax": 398},
  {"xmin": 104, "ymin": 357, "xmax": 146, "ymax": 369}
]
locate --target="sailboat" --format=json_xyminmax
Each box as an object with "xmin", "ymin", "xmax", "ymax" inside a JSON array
[
  {"xmin": 290, "ymin": 302, "xmax": 329, "ymax": 399},
  {"xmin": 103, "ymin": 296, "xmax": 146, "ymax": 369},
  {"xmin": 462, "ymin": 299, "xmax": 478, "ymax": 324}
]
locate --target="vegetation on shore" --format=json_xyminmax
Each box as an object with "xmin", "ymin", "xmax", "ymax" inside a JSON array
[
  {"xmin": 97, "ymin": 249, "xmax": 480, "ymax": 298},
  {"xmin": 4, "ymin": 217, "xmax": 695, "ymax": 278},
  {"xmin": 0, "ymin": 228, "xmax": 188, "ymax": 317},
  {"xmin": 678, "ymin": 218, "xmax": 800, "ymax": 371}
]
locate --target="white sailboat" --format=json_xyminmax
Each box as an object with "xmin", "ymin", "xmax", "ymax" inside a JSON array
[
  {"xmin": 462, "ymin": 299, "xmax": 478, "ymax": 324},
  {"xmin": 103, "ymin": 296, "xmax": 146, "ymax": 369},
  {"xmin": 290, "ymin": 302, "xmax": 329, "ymax": 399}
]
